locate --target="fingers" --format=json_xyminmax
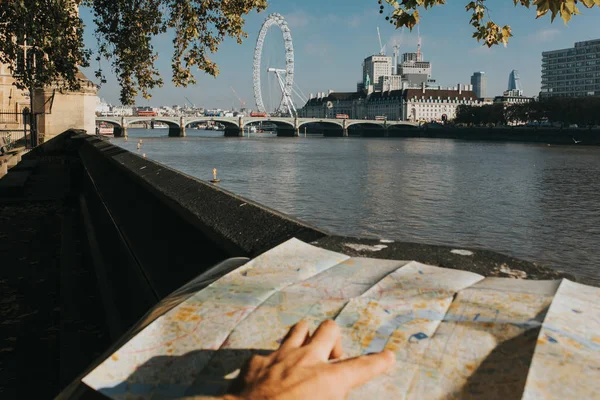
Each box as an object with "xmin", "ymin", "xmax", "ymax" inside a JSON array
[
  {"xmin": 230, "ymin": 354, "xmax": 269, "ymax": 394},
  {"xmin": 307, "ymin": 320, "xmax": 344, "ymax": 360},
  {"xmin": 330, "ymin": 350, "xmax": 396, "ymax": 390},
  {"xmin": 329, "ymin": 334, "xmax": 344, "ymax": 360},
  {"xmin": 277, "ymin": 320, "xmax": 310, "ymax": 357}
]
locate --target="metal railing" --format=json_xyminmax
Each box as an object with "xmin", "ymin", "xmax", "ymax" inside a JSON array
[
  {"xmin": 0, "ymin": 110, "xmax": 33, "ymax": 149},
  {"xmin": 0, "ymin": 109, "xmax": 21, "ymax": 124}
]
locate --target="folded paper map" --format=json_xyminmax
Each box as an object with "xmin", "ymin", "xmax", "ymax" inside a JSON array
[{"xmin": 83, "ymin": 238, "xmax": 600, "ymax": 399}]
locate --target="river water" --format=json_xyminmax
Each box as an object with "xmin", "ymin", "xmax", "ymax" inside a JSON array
[{"xmin": 113, "ymin": 128, "xmax": 600, "ymax": 286}]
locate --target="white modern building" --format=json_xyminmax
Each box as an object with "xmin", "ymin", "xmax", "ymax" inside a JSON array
[{"xmin": 362, "ymin": 55, "xmax": 393, "ymax": 92}]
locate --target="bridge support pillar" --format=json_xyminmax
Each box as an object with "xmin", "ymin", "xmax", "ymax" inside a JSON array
[
  {"xmin": 120, "ymin": 117, "xmax": 128, "ymax": 138},
  {"xmin": 342, "ymin": 119, "xmax": 348, "ymax": 137},
  {"xmin": 239, "ymin": 116, "xmax": 244, "ymax": 136},
  {"xmin": 180, "ymin": 117, "xmax": 186, "ymax": 137},
  {"xmin": 293, "ymin": 117, "xmax": 299, "ymax": 137}
]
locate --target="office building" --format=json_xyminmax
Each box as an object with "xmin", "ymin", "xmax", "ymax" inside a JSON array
[
  {"xmin": 541, "ymin": 38, "xmax": 600, "ymax": 98},
  {"xmin": 362, "ymin": 55, "xmax": 393, "ymax": 92},
  {"xmin": 397, "ymin": 52, "xmax": 433, "ymax": 87},
  {"xmin": 359, "ymin": 41, "xmax": 435, "ymax": 93},
  {"xmin": 507, "ymin": 70, "xmax": 523, "ymax": 95},
  {"xmin": 470, "ymin": 72, "xmax": 487, "ymax": 98}
]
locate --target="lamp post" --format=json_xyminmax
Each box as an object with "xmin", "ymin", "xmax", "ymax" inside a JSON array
[{"xmin": 18, "ymin": 36, "xmax": 37, "ymax": 148}]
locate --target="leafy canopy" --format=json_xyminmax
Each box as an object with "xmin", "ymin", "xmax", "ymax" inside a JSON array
[
  {"xmin": 380, "ymin": 0, "xmax": 600, "ymax": 47},
  {"xmin": 0, "ymin": 0, "xmax": 267, "ymax": 104}
]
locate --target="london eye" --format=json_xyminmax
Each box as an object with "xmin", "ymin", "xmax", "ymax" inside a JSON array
[{"xmin": 253, "ymin": 13, "xmax": 298, "ymax": 116}]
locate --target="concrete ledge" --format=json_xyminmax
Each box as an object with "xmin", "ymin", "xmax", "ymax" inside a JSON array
[
  {"xmin": 73, "ymin": 133, "xmax": 327, "ymax": 312},
  {"xmin": 314, "ymin": 236, "xmax": 573, "ymax": 281}
]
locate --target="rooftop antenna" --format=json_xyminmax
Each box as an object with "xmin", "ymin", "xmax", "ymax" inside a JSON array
[
  {"xmin": 417, "ymin": 24, "xmax": 422, "ymax": 61},
  {"xmin": 377, "ymin": 26, "xmax": 386, "ymax": 55},
  {"xmin": 392, "ymin": 40, "xmax": 400, "ymax": 74}
]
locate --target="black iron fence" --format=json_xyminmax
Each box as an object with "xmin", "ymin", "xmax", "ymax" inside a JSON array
[{"xmin": 0, "ymin": 110, "xmax": 34, "ymax": 149}]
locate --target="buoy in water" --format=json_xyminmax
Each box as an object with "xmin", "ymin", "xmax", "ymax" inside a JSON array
[
  {"xmin": 210, "ymin": 168, "xmax": 221, "ymax": 183},
  {"xmin": 139, "ymin": 139, "xmax": 143, "ymax": 144},
  {"xmin": 142, "ymin": 153, "xmax": 146, "ymax": 158},
  {"xmin": 137, "ymin": 143, "xmax": 141, "ymax": 150}
]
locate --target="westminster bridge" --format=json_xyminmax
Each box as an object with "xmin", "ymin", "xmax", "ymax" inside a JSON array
[{"xmin": 95, "ymin": 116, "xmax": 420, "ymax": 137}]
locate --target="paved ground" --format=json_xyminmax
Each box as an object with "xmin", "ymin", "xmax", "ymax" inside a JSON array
[{"xmin": 0, "ymin": 155, "xmax": 111, "ymax": 398}]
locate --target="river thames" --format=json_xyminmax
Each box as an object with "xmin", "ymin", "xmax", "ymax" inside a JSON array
[{"xmin": 113, "ymin": 128, "xmax": 600, "ymax": 286}]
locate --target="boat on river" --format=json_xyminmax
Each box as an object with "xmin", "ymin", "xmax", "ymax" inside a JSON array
[{"xmin": 97, "ymin": 123, "xmax": 114, "ymax": 137}]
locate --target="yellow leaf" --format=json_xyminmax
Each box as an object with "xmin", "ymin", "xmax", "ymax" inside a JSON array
[{"xmin": 560, "ymin": 8, "xmax": 572, "ymax": 24}]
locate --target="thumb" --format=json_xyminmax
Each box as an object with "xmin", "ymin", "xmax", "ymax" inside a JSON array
[{"xmin": 331, "ymin": 350, "xmax": 395, "ymax": 390}]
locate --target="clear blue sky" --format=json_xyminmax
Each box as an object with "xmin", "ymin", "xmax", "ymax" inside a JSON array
[{"xmin": 79, "ymin": 1, "xmax": 600, "ymax": 108}]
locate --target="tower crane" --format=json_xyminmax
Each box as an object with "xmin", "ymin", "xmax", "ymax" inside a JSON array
[
  {"xmin": 377, "ymin": 27, "xmax": 386, "ymax": 55},
  {"xmin": 184, "ymin": 96, "xmax": 194, "ymax": 108},
  {"xmin": 230, "ymin": 87, "xmax": 246, "ymax": 108}
]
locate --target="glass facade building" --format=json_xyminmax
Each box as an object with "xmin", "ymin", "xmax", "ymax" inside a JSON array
[
  {"xmin": 541, "ymin": 39, "xmax": 600, "ymax": 98},
  {"xmin": 470, "ymin": 72, "xmax": 486, "ymax": 98}
]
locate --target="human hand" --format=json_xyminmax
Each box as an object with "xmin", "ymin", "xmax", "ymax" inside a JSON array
[{"xmin": 224, "ymin": 319, "xmax": 395, "ymax": 400}]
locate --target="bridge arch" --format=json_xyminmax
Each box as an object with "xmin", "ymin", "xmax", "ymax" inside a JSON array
[
  {"xmin": 185, "ymin": 118, "xmax": 239, "ymax": 130},
  {"xmin": 387, "ymin": 122, "xmax": 421, "ymax": 138},
  {"xmin": 346, "ymin": 122, "xmax": 386, "ymax": 137},
  {"xmin": 299, "ymin": 119, "xmax": 344, "ymax": 129},
  {"xmin": 262, "ymin": 119, "xmax": 295, "ymax": 129},
  {"xmin": 96, "ymin": 118, "xmax": 122, "ymax": 128},
  {"xmin": 243, "ymin": 120, "xmax": 294, "ymax": 129},
  {"xmin": 127, "ymin": 118, "xmax": 179, "ymax": 129},
  {"xmin": 96, "ymin": 118, "xmax": 126, "ymax": 137},
  {"xmin": 126, "ymin": 118, "xmax": 183, "ymax": 137},
  {"xmin": 298, "ymin": 120, "xmax": 344, "ymax": 137},
  {"xmin": 243, "ymin": 119, "xmax": 296, "ymax": 137},
  {"xmin": 345, "ymin": 120, "xmax": 386, "ymax": 129}
]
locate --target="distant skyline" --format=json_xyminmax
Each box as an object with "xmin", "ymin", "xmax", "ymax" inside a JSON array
[{"xmin": 79, "ymin": 2, "xmax": 600, "ymax": 108}]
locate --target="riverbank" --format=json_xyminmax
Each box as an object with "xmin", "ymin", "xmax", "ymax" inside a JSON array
[{"xmin": 382, "ymin": 126, "xmax": 600, "ymax": 145}]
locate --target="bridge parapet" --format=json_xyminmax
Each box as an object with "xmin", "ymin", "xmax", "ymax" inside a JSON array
[{"xmin": 95, "ymin": 116, "xmax": 419, "ymax": 138}]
